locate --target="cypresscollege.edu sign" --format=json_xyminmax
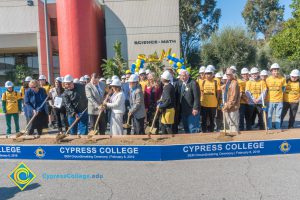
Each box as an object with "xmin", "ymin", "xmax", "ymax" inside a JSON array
[{"xmin": 134, "ymin": 40, "xmax": 177, "ymax": 45}]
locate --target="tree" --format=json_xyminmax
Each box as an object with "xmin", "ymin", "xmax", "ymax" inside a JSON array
[
  {"xmin": 242, "ymin": 0, "xmax": 284, "ymax": 40},
  {"xmin": 101, "ymin": 41, "xmax": 127, "ymax": 78},
  {"xmin": 270, "ymin": 0, "xmax": 300, "ymax": 70},
  {"xmin": 180, "ymin": 0, "xmax": 221, "ymax": 64},
  {"xmin": 15, "ymin": 65, "xmax": 32, "ymax": 85},
  {"xmin": 200, "ymin": 27, "xmax": 256, "ymax": 72}
]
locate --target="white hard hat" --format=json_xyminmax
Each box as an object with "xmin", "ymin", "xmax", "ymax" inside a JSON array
[
  {"xmin": 161, "ymin": 71, "xmax": 172, "ymax": 81},
  {"xmin": 39, "ymin": 75, "xmax": 46, "ymax": 80},
  {"xmin": 260, "ymin": 70, "xmax": 268, "ymax": 76},
  {"xmin": 55, "ymin": 77, "xmax": 63, "ymax": 82},
  {"xmin": 241, "ymin": 68, "xmax": 249, "ymax": 74},
  {"xmin": 73, "ymin": 78, "xmax": 79, "ymax": 83},
  {"xmin": 25, "ymin": 76, "xmax": 32, "ymax": 82},
  {"xmin": 84, "ymin": 75, "xmax": 90, "ymax": 79},
  {"xmin": 145, "ymin": 69, "xmax": 151, "ymax": 74},
  {"xmin": 222, "ymin": 74, "xmax": 227, "ymax": 80},
  {"xmin": 100, "ymin": 77, "xmax": 106, "ymax": 81},
  {"xmin": 139, "ymin": 68, "xmax": 146, "ymax": 75},
  {"xmin": 63, "ymin": 74, "xmax": 74, "ymax": 83},
  {"xmin": 205, "ymin": 67, "xmax": 214, "ymax": 73},
  {"xmin": 215, "ymin": 72, "xmax": 222, "ymax": 78},
  {"xmin": 250, "ymin": 67, "xmax": 259, "ymax": 74},
  {"xmin": 110, "ymin": 79, "xmax": 122, "ymax": 87},
  {"xmin": 106, "ymin": 78, "xmax": 112, "ymax": 85},
  {"xmin": 270, "ymin": 63, "xmax": 280, "ymax": 70},
  {"xmin": 206, "ymin": 65, "xmax": 216, "ymax": 71},
  {"xmin": 290, "ymin": 69, "xmax": 300, "ymax": 77},
  {"xmin": 112, "ymin": 75, "xmax": 119, "ymax": 80},
  {"xmin": 79, "ymin": 77, "xmax": 85, "ymax": 82},
  {"xmin": 121, "ymin": 75, "xmax": 126, "ymax": 79},
  {"xmin": 128, "ymin": 74, "xmax": 139, "ymax": 83},
  {"xmin": 5, "ymin": 81, "xmax": 14, "ymax": 88},
  {"xmin": 199, "ymin": 66, "xmax": 206, "ymax": 73},
  {"xmin": 230, "ymin": 65, "xmax": 237, "ymax": 71}
]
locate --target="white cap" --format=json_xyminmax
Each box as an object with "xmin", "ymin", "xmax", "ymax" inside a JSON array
[
  {"xmin": 205, "ymin": 67, "xmax": 214, "ymax": 73},
  {"xmin": 110, "ymin": 79, "xmax": 122, "ymax": 87},
  {"xmin": 121, "ymin": 75, "xmax": 126, "ymax": 79},
  {"xmin": 270, "ymin": 63, "xmax": 280, "ymax": 70},
  {"xmin": 241, "ymin": 68, "xmax": 249, "ymax": 74},
  {"xmin": 145, "ymin": 69, "xmax": 151, "ymax": 74},
  {"xmin": 260, "ymin": 70, "xmax": 268, "ymax": 76},
  {"xmin": 55, "ymin": 77, "xmax": 63, "ymax": 82},
  {"xmin": 63, "ymin": 74, "xmax": 74, "ymax": 83},
  {"xmin": 100, "ymin": 77, "xmax": 106, "ymax": 81},
  {"xmin": 84, "ymin": 75, "xmax": 90, "ymax": 79},
  {"xmin": 25, "ymin": 76, "xmax": 32, "ymax": 82},
  {"xmin": 79, "ymin": 77, "xmax": 85, "ymax": 82},
  {"xmin": 206, "ymin": 65, "xmax": 216, "ymax": 71},
  {"xmin": 73, "ymin": 78, "xmax": 79, "ymax": 83},
  {"xmin": 139, "ymin": 68, "xmax": 146, "ymax": 75},
  {"xmin": 290, "ymin": 69, "xmax": 300, "ymax": 77},
  {"xmin": 161, "ymin": 71, "xmax": 172, "ymax": 80},
  {"xmin": 5, "ymin": 81, "xmax": 13, "ymax": 88},
  {"xmin": 199, "ymin": 66, "xmax": 206, "ymax": 73},
  {"xmin": 230, "ymin": 65, "xmax": 237, "ymax": 71},
  {"xmin": 112, "ymin": 75, "xmax": 119, "ymax": 80},
  {"xmin": 38, "ymin": 75, "xmax": 46, "ymax": 80},
  {"xmin": 215, "ymin": 72, "xmax": 222, "ymax": 78},
  {"xmin": 106, "ymin": 78, "xmax": 112, "ymax": 85},
  {"xmin": 250, "ymin": 67, "xmax": 259, "ymax": 74},
  {"xmin": 128, "ymin": 74, "xmax": 139, "ymax": 82},
  {"xmin": 222, "ymin": 74, "xmax": 227, "ymax": 80}
]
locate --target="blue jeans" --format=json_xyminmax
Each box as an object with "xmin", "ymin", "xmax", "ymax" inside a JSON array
[
  {"xmin": 181, "ymin": 113, "xmax": 200, "ymax": 133},
  {"xmin": 68, "ymin": 111, "xmax": 89, "ymax": 135},
  {"xmin": 267, "ymin": 102, "xmax": 283, "ymax": 129}
]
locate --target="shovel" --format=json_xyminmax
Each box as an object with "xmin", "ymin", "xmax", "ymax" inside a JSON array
[
  {"xmin": 123, "ymin": 113, "xmax": 131, "ymax": 129},
  {"xmin": 145, "ymin": 108, "xmax": 159, "ymax": 135},
  {"xmin": 56, "ymin": 108, "xmax": 88, "ymax": 142},
  {"xmin": 17, "ymin": 96, "xmax": 49, "ymax": 138},
  {"xmin": 88, "ymin": 109, "xmax": 104, "ymax": 137}
]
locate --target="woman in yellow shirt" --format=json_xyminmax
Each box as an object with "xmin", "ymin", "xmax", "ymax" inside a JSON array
[{"xmin": 281, "ymin": 69, "xmax": 300, "ymax": 128}]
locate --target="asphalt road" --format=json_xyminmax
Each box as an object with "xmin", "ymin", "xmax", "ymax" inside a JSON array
[{"xmin": 0, "ymin": 154, "xmax": 300, "ymax": 200}]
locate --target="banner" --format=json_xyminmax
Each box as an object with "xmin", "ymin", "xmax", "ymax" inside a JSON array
[{"xmin": 0, "ymin": 139, "xmax": 297, "ymax": 161}]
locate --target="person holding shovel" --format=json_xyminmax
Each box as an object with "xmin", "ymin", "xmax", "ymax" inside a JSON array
[
  {"xmin": 24, "ymin": 80, "xmax": 49, "ymax": 136},
  {"xmin": 103, "ymin": 79, "xmax": 126, "ymax": 135},
  {"xmin": 157, "ymin": 71, "xmax": 175, "ymax": 134}
]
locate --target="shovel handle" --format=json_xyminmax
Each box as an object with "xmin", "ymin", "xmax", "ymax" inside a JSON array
[
  {"xmin": 150, "ymin": 109, "xmax": 159, "ymax": 130},
  {"xmin": 65, "ymin": 108, "xmax": 88, "ymax": 135}
]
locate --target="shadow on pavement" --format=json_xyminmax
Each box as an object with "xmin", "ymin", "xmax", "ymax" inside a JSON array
[{"xmin": 0, "ymin": 183, "xmax": 41, "ymax": 199}]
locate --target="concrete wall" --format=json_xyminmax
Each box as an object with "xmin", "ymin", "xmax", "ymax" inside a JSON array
[{"xmin": 104, "ymin": 0, "xmax": 180, "ymax": 64}]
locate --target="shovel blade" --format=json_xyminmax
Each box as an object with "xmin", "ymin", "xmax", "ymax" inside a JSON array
[
  {"xmin": 123, "ymin": 124, "xmax": 131, "ymax": 129},
  {"xmin": 150, "ymin": 127, "xmax": 157, "ymax": 134}
]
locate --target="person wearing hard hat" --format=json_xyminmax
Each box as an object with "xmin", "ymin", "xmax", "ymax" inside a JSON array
[
  {"xmin": 238, "ymin": 68, "xmax": 250, "ymax": 131},
  {"xmin": 48, "ymin": 77, "xmax": 68, "ymax": 134},
  {"xmin": 245, "ymin": 67, "xmax": 267, "ymax": 130},
  {"xmin": 200, "ymin": 67, "xmax": 221, "ymax": 133},
  {"xmin": 121, "ymin": 75, "xmax": 126, "ymax": 83},
  {"xmin": 62, "ymin": 74, "xmax": 89, "ymax": 135},
  {"xmin": 84, "ymin": 75, "xmax": 90, "ymax": 83},
  {"xmin": 139, "ymin": 68, "xmax": 148, "ymax": 92},
  {"xmin": 260, "ymin": 70, "xmax": 268, "ymax": 81},
  {"xmin": 222, "ymin": 68, "xmax": 241, "ymax": 136},
  {"xmin": 79, "ymin": 76, "xmax": 87, "ymax": 85},
  {"xmin": 103, "ymin": 79, "xmax": 126, "ymax": 135},
  {"xmin": 214, "ymin": 72, "xmax": 224, "ymax": 132},
  {"xmin": 197, "ymin": 66, "xmax": 206, "ymax": 104},
  {"xmin": 2, "ymin": 81, "xmax": 22, "ymax": 137},
  {"xmin": 157, "ymin": 70, "xmax": 175, "ymax": 134},
  {"xmin": 281, "ymin": 69, "xmax": 300, "ymax": 128},
  {"xmin": 121, "ymin": 75, "xmax": 131, "ymax": 134},
  {"xmin": 145, "ymin": 69, "xmax": 151, "ymax": 75},
  {"xmin": 85, "ymin": 73, "xmax": 106, "ymax": 135},
  {"xmin": 128, "ymin": 74, "xmax": 146, "ymax": 134},
  {"xmin": 265, "ymin": 63, "xmax": 286, "ymax": 129},
  {"xmin": 38, "ymin": 75, "xmax": 51, "ymax": 94},
  {"xmin": 24, "ymin": 80, "xmax": 49, "ymax": 136},
  {"xmin": 178, "ymin": 69, "xmax": 200, "ymax": 133},
  {"xmin": 20, "ymin": 76, "xmax": 32, "ymax": 99}
]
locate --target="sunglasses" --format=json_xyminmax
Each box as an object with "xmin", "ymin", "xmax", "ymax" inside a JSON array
[{"xmin": 30, "ymin": 86, "xmax": 37, "ymax": 89}]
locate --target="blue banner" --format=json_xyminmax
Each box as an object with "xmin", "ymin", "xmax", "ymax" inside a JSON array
[{"xmin": 0, "ymin": 139, "xmax": 297, "ymax": 161}]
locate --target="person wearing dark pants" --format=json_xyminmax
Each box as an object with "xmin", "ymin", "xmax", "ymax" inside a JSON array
[
  {"xmin": 201, "ymin": 107, "xmax": 217, "ymax": 132},
  {"xmin": 128, "ymin": 74, "xmax": 146, "ymax": 135},
  {"xmin": 238, "ymin": 68, "xmax": 250, "ymax": 131},
  {"xmin": 281, "ymin": 70, "xmax": 300, "ymax": 128}
]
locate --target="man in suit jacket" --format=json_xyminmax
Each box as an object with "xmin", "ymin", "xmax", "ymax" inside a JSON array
[
  {"xmin": 178, "ymin": 69, "xmax": 201, "ymax": 133},
  {"xmin": 85, "ymin": 73, "xmax": 106, "ymax": 135}
]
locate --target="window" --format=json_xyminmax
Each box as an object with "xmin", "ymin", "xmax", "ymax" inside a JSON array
[
  {"xmin": 53, "ymin": 52, "xmax": 60, "ymax": 68},
  {"xmin": 50, "ymin": 18, "xmax": 58, "ymax": 36},
  {"xmin": 27, "ymin": 55, "xmax": 39, "ymax": 69}
]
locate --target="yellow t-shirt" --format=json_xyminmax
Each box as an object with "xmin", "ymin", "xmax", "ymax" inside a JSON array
[
  {"xmin": 2, "ymin": 91, "xmax": 21, "ymax": 114},
  {"xmin": 238, "ymin": 79, "xmax": 248, "ymax": 104},
  {"xmin": 245, "ymin": 80, "xmax": 267, "ymax": 100},
  {"xmin": 139, "ymin": 80, "xmax": 148, "ymax": 92},
  {"xmin": 20, "ymin": 86, "xmax": 25, "ymax": 98},
  {"xmin": 266, "ymin": 76, "xmax": 286, "ymax": 103},
  {"xmin": 198, "ymin": 78, "xmax": 205, "ymax": 102},
  {"xmin": 42, "ymin": 84, "xmax": 51, "ymax": 95},
  {"xmin": 283, "ymin": 81, "xmax": 300, "ymax": 103},
  {"xmin": 201, "ymin": 79, "xmax": 220, "ymax": 108}
]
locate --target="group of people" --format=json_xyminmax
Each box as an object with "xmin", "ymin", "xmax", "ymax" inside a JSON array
[{"xmin": 1, "ymin": 62, "xmax": 299, "ymax": 137}]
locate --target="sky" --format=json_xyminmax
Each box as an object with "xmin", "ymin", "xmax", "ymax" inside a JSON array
[{"xmin": 217, "ymin": 0, "xmax": 293, "ymax": 30}]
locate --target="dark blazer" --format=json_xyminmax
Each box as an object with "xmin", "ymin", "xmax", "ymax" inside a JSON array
[{"xmin": 178, "ymin": 78, "xmax": 200, "ymax": 116}]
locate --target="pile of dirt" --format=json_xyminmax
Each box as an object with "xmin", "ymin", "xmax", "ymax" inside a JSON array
[{"xmin": 0, "ymin": 128, "xmax": 299, "ymax": 145}]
